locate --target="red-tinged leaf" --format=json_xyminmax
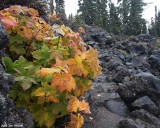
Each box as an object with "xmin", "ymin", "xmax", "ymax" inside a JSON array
[
  {"xmin": 0, "ymin": 16, "xmax": 17, "ymax": 30},
  {"xmin": 51, "ymin": 73, "xmax": 76, "ymax": 92},
  {"xmin": 66, "ymin": 56, "xmax": 88, "ymax": 77}
]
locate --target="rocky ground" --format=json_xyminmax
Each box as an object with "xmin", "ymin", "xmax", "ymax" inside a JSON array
[
  {"xmin": 1, "ymin": 20, "xmax": 160, "ymax": 128},
  {"xmin": 82, "ymin": 25, "xmax": 160, "ymax": 128}
]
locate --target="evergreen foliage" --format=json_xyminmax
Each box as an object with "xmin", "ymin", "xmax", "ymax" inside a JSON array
[
  {"xmin": 78, "ymin": 0, "xmax": 147, "ymax": 35},
  {"xmin": 149, "ymin": 9, "xmax": 160, "ymax": 37}
]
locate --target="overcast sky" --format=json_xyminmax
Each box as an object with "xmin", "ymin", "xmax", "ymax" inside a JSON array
[{"xmin": 65, "ymin": 0, "xmax": 160, "ymax": 23}]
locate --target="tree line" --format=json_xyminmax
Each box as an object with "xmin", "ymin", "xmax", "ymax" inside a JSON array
[
  {"xmin": 4, "ymin": 0, "xmax": 159, "ymax": 37},
  {"xmin": 77, "ymin": 0, "xmax": 148, "ymax": 35}
]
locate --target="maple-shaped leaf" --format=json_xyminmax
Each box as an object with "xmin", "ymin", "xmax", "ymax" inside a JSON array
[
  {"xmin": 47, "ymin": 95, "xmax": 59, "ymax": 103},
  {"xmin": 36, "ymin": 67, "xmax": 62, "ymax": 78},
  {"xmin": 32, "ymin": 87, "xmax": 45, "ymax": 97},
  {"xmin": 66, "ymin": 56, "xmax": 88, "ymax": 77},
  {"xmin": 51, "ymin": 73, "xmax": 76, "ymax": 92},
  {"xmin": 82, "ymin": 47, "xmax": 101, "ymax": 78},
  {"xmin": 0, "ymin": 16, "xmax": 17, "ymax": 30},
  {"xmin": 69, "ymin": 114, "xmax": 84, "ymax": 128},
  {"xmin": 74, "ymin": 77, "xmax": 92, "ymax": 97},
  {"xmin": 67, "ymin": 97, "xmax": 79, "ymax": 113},
  {"xmin": 78, "ymin": 100, "xmax": 90, "ymax": 113},
  {"xmin": 67, "ymin": 97, "xmax": 90, "ymax": 114}
]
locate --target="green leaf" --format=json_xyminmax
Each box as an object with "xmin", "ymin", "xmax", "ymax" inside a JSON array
[
  {"xmin": 10, "ymin": 45, "xmax": 25, "ymax": 55},
  {"xmin": 9, "ymin": 87, "xmax": 18, "ymax": 100},
  {"xmin": 10, "ymin": 35, "xmax": 26, "ymax": 44},
  {"xmin": 14, "ymin": 76, "xmax": 25, "ymax": 81},
  {"xmin": 32, "ymin": 44, "xmax": 49, "ymax": 60},
  {"xmin": 21, "ymin": 80, "xmax": 32, "ymax": 91},
  {"xmin": 2, "ymin": 57, "xmax": 14, "ymax": 72}
]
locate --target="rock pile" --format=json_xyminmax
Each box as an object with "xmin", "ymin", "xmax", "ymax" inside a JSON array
[{"xmin": 82, "ymin": 25, "xmax": 160, "ymax": 128}]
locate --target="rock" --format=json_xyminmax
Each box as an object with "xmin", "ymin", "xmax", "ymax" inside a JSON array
[
  {"xmin": 136, "ymin": 72, "xmax": 160, "ymax": 91},
  {"xmin": 137, "ymin": 34, "xmax": 156, "ymax": 44},
  {"xmin": 0, "ymin": 65, "xmax": 34, "ymax": 127},
  {"xmin": 131, "ymin": 56, "xmax": 143, "ymax": 67},
  {"xmin": 107, "ymin": 57, "xmax": 123, "ymax": 71},
  {"xmin": 94, "ymin": 107, "xmax": 123, "ymax": 128},
  {"xmin": 132, "ymin": 96, "xmax": 158, "ymax": 113},
  {"xmin": 118, "ymin": 119, "xmax": 141, "ymax": 128},
  {"xmin": 105, "ymin": 99, "xmax": 129, "ymax": 117},
  {"xmin": 127, "ymin": 42, "xmax": 147, "ymax": 55},
  {"xmin": 131, "ymin": 109, "xmax": 160, "ymax": 126},
  {"xmin": 149, "ymin": 50, "xmax": 160, "ymax": 70},
  {"xmin": 117, "ymin": 77, "xmax": 148, "ymax": 103},
  {"xmin": 112, "ymin": 66, "xmax": 131, "ymax": 83},
  {"xmin": 0, "ymin": 21, "xmax": 9, "ymax": 50}
]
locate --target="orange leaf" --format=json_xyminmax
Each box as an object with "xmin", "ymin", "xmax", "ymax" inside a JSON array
[
  {"xmin": 47, "ymin": 95, "xmax": 59, "ymax": 103},
  {"xmin": 67, "ymin": 97, "xmax": 90, "ymax": 114},
  {"xmin": 28, "ymin": 8, "xmax": 39, "ymax": 16},
  {"xmin": 67, "ymin": 97, "xmax": 79, "ymax": 113},
  {"xmin": 51, "ymin": 73, "xmax": 76, "ymax": 92},
  {"xmin": 82, "ymin": 47, "xmax": 101, "ymax": 78},
  {"xmin": 69, "ymin": 114, "xmax": 84, "ymax": 128},
  {"xmin": 78, "ymin": 100, "xmax": 90, "ymax": 114},
  {"xmin": 0, "ymin": 16, "xmax": 17, "ymax": 30},
  {"xmin": 66, "ymin": 56, "xmax": 88, "ymax": 77},
  {"xmin": 36, "ymin": 68, "xmax": 62, "ymax": 78}
]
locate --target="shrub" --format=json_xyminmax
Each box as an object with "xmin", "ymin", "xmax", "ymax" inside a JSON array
[{"xmin": 0, "ymin": 5, "xmax": 101, "ymax": 128}]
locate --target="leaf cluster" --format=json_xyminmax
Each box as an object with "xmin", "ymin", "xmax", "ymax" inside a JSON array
[{"xmin": 0, "ymin": 5, "xmax": 101, "ymax": 128}]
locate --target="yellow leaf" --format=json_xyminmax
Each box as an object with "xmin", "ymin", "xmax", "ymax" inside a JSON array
[
  {"xmin": 78, "ymin": 100, "xmax": 91, "ymax": 114},
  {"xmin": 67, "ymin": 97, "xmax": 79, "ymax": 113},
  {"xmin": 69, "ymin": 114, "xmax": 84, "ymax": 128},
  {"xmin": 32, "ymin": 87, "xmax": 45, "ymax": 97},
  {"xmin": 47, "ymin": 95, "xmax": 59, "ymax": 103},
  {"xmin": 36, "ymin": 67, "xmax": 62, "ymax": 78}
]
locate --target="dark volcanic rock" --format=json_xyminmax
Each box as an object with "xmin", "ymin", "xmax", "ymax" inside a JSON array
[
  {"xmin": 131, "ymin": 109, "xmax": 160, "ymax": 126},
  {"xmin": 94, "ymin": 107, "xmax": 123, "ymax": 128},
  {"xmin": 118, "ymin": 119, "xmax": 141, "ymax": 128},
  {"xmin": 149, "ymin": 49, "xmax": 160, "ymax": 70},
  {"xmin": 127, "ymin": 42, "xmax": 148, "ymax": 55},
  {"xmin": 136, "ymin": 72, "xmax": 160, "ymax": 91},
  {"xmin": 132, "ymin": 96, "xmax": 158, "ymax": 113},
  {"xmin": 0, "ymin": 22, "xmax": 9, "ymax": 50},
  {"xmin": 105, "ymin": 99, "xmax": 129, "ymax": 117}
]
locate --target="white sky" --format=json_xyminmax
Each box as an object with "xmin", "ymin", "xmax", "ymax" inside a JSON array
[{"xmin": 65, "ymin": 0, "xmax": 160, "ymax": 23}]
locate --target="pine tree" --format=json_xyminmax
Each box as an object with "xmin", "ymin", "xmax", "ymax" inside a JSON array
[
  {"xmin": 127, "ymin": 0, "xmax": 147, "ymax": 35},
  {"xmin": 78, "ymin": 0, "xmax": 97, "ymax": 25},
  {"xmin": 108, "ymin": 2, "xmax": 121, "ymax": 34},
  {"xmin": 118, "ymin": 0, "xmax": 130, "ymax": 34},
  {"xmin": 78, "ymin": 0, "xmax": 108, "ymax": 28},
  {"xmin": 156, "ymin": 11, "xmax": 160, "ymax": 36}
]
